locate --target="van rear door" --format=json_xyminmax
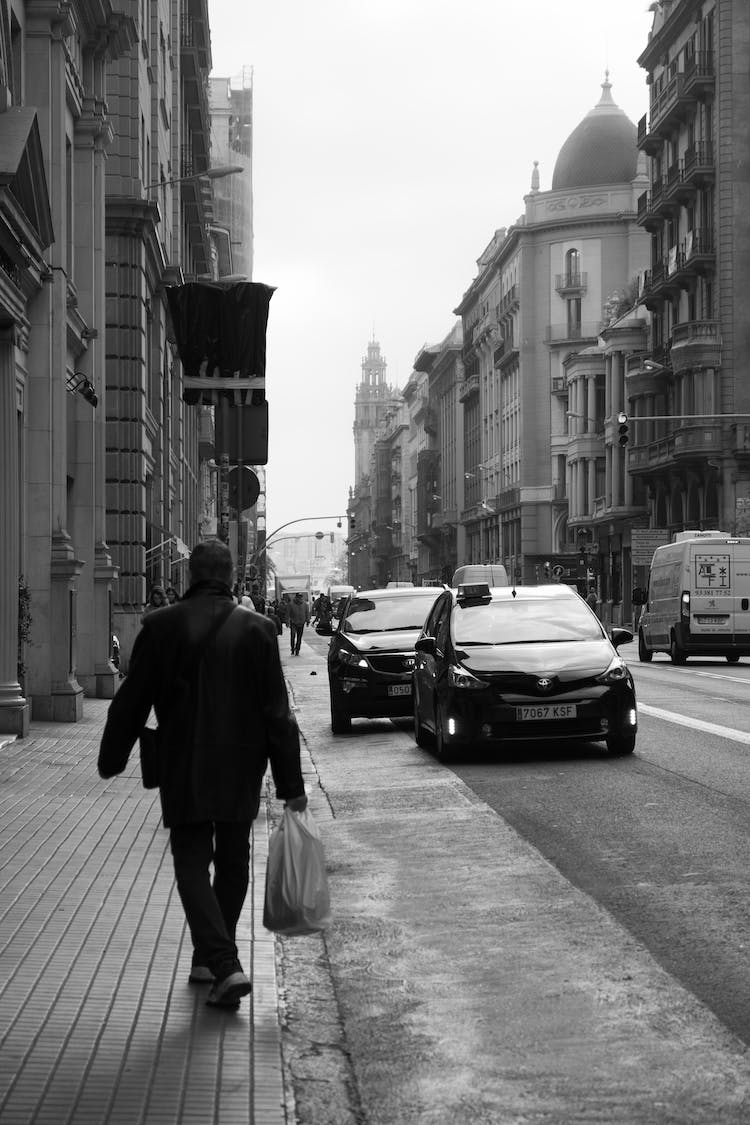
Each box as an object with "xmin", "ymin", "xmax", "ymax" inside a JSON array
[{"xmin": 689, "ymin": 544, "xmax": 737, "ymax": 639}]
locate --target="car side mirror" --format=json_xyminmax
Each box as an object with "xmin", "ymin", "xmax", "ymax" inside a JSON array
[
  {"xmin": 415, "ymin": 636, "xmax": 436, "ymax": 657},
  {"xmin": 610, "ymin": 627, "xmax": 634, "ymax": 649},
  {"xmin": 631, "ymin": 586, "xmax": 648, "ymax": 606}
]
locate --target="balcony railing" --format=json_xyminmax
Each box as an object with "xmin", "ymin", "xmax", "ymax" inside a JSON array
[
  {"xmin": 671, "ymin": 319, "xmax": 720, "ymax": 347},
  {"xmin": 682, "ymin": 51, "xmax": 714, "ymax": 98},
  {"xmin": 648, "ymin": 71, "xmax": 688, "ymax": 137},
  {"xmin": 495, "ymin": 285, "xmax": 518, "ymax": 317},
  {"xmin": 554, "ymin": 272, "xmax": 587, "ymax": 294},
  {"xmin": 683, "ymin": 141, "xmax": 714, "ymax": 185},
  {"xmin": 458, "ymin": 373, "xmax": 480, "ymax": 401},
  {"xmin": 545, "ymin": 322, "xmax": 602, "ymax": 344}
]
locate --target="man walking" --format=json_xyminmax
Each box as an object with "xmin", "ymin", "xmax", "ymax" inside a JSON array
[
  {"xmin": 287, "ymin": 591, "xmax": 309, "ymax": 656},
  {"xmin": 98, "ymin": 540, "xmax": 307, "ymax": 1009}
]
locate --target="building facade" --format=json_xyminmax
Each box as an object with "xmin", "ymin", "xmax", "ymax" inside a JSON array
[
  {"xmin": 0, "ymin": 0, "xmax": 136, "ymax": 735},
  {"xmin": 454, "ymin": 78, "xmax": 651, "ymax": 609},
  {"xmin": 633, "ymin": 0, "xmax": 750, "ymax": 538}
]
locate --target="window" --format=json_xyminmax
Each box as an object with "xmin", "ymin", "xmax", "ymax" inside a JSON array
[
  {"xmin": 565, "ymin": 248, "xmax": 580, "ymax": 285},
  {"xmin": 566, "ymin": 298, "xmax": 581, "ymax": 338}
]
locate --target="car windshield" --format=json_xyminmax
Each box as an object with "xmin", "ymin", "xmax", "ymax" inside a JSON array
[
  {"xmin": 453, "ymin": 598, "xmax": 603, "ymax": 645},
  {"xmin": 341, "ymin": 594, "xmax": 436, "ymax": 634}
]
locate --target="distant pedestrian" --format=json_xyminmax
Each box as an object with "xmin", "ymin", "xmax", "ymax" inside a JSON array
[
  {"xmin": 287, "ymin": 592, "xmax": 308, "ymax": 655},
  {"xmin": 98, "ymin": 539, "xmax": 307, "ymax": 1009},
  {"xmin": 277, "ymin": 594, "xmax": 290, "ymax": 630},
  {"xmin": 165, "ymin": 585, "xmax": 180, "ymax": 604},
  {"xmin": 142, "ymin": 585, "xmax": 167, "ymax": 621},
  {"xmin": 586, "ymin": 584, "xmax": 599, "ymax": 616}
]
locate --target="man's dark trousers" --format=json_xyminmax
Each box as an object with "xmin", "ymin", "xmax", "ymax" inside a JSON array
[
  {"xmin": 290, "ymin": 622, "xmax": 304, "ymax": 654},
  {"xmin": 169, "ymin": 821, "xmax": 252, "ymax": 977}
]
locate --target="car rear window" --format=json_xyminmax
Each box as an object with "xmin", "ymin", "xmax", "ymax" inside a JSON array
[
  {"xmin": 341, "ymin": 593, "xmax": 438, "ymax": 634},
  {"xmin": 453, "ymin": 598, "xmax": 602, "ymax": 645}
]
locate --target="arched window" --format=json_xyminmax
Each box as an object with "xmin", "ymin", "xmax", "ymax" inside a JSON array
[{"xmin": 566, "ymin": 248, "xmax": 580, "ymax": 286}]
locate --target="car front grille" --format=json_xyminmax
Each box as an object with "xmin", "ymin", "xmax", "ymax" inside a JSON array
[{"xmin": 367, "ymin": 653, "xmax": 415, "ymax": 676}]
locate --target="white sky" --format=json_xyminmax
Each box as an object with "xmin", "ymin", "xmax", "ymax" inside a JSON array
[{"xmin": 207, "ymin": 0, "xmax": 655, "ymax": 540}]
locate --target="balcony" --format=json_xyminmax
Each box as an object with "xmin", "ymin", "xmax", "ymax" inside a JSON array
[
  {"xmin": 669, "ymin": 319, "xmax": 721, "ymax": 373},
  {"xmin": 555, "ymin": 272, "xmax": 587, "ymax": 296},
  {"xmin": 640, "ymin": 256, "xmax": 683, "ymax": 308},
  {"xmin": 649, "ymin": 71, "xmax": 692, "ymax": 137},
  {"xmin": 682, "ymin": 51, "xmax": 714, "ymax": 100},
  {"xmin": 544, "ymin": 322, "xmax": 602, "ymax": 345},
  {"xmin": 637, "ymin": 113, "xmax": 662, "ymax": 156},
  {"xmin": 662, "ymin": 160, "xmax": 692, "ymax": 206},
  {"xmin": 681, "ymin": 227, "xmax": 715, "ymax": 274},
  {"xmin": 628, "ymin": 422, "xmax": 724, "ymax": 474},
  {"xmin": 458, "ymin": 373, "xmax": 480, "ymax": 402},
  {"xmin": 624, "ymin": 352, "xmax": 671, "ymax": 396},
  {"xmin": 496, "ymin": 343, "xmax": 519, "ymax": 371},
  {"xmin": 683, "ymin": 141, "xmax": 714, "ymax": 187},
  {"xmin": 636, "ymin": 191, "xmax": 662, "ymax": 232},
  {"xmin": 495, "ymin": 285, "xmax": 519, "ymax": 317}
]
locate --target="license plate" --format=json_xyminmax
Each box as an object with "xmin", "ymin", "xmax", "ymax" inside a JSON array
[
  {"xmin": 516, "ymin": 704, "xmax": 576, "ymax": 721},
  {"xmin": 388, "ymin": 684, "xmax": 411, "ymax": 697},
  {"xmin": 695, "ymin": 616, "xmax": 727, "ymax": 624}
]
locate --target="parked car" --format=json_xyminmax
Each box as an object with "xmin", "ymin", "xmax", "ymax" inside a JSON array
[
  {"xmin": 327, "ymin": 586, "xmax": 443, "ymax": 733},
  {"xmin": 412, "ymin": 582, "xmax": 637, "ymax": 760}
]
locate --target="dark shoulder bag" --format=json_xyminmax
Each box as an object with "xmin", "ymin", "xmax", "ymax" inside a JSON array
[{"xmin": 139, "ymin": 605, "xmax": 236, "ymax": 788}]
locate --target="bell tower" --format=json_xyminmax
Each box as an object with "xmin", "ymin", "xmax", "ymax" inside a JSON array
[{"xmin": 353, "ymin": 337, "xmax": 393, "ymax": 485}]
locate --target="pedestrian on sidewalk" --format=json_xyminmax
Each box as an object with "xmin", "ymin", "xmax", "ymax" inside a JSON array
[
  {"xmin": 287, "ymin": 591, "xmax": 309, "ymax": 656},
  {"xmin": 97, "ymin": 539, "xmax": 307, "ymax": 1010}
]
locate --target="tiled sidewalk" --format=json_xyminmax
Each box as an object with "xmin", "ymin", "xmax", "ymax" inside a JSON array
[{"xmin": 0, "ymin": 701, "xmax": 286, "ymax": 1125}]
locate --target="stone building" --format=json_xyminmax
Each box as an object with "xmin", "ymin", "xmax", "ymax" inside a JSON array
[
  {"xmin": 104, "ymin": 0, "xmax": 216, "ymax": 665},
  {"xmin": 0, "ymin": 0, "xmax": 244, "ymax": 734},
  {"xmin": 453, "ymin": 76, "xmax": 650, "ymax": 608},
  {"xmin": 0, "ymin": 0, "xmax": 135, "ymax": 735},
  {"xmin": 633, "ymin": 0, "xmax": 750, "ymax": 537}
]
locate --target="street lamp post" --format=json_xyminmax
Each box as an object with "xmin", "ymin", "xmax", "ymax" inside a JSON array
[
  {"xmin": 143, "ymin": 164, "xmax": 244, "ymax": 191},
  {"xmin": 248, "ymin": 516, "xmax": 345, "ymax": 588}
]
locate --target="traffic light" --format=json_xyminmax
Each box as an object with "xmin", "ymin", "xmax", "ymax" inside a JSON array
[
  {"xmin": 349, "ymin": 516, "xmax": 356, "ymax": 532},
  {"xmin": 617, "ymin": 411, "xmax": 629, "ymax": 447}
]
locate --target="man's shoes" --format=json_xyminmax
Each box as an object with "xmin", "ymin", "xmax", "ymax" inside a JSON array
[
  {"xmin": 189, "ymin": 965, "xmax": 215, "ymax": 984},
  {"xmin": 206, "ymin": 970, "xmax": 252, "ymax": 1009}
]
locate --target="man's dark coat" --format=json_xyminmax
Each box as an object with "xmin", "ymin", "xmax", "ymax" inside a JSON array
[{"xmin": 98, "ymin": 580, "xmax": 304, "ymax": 827}]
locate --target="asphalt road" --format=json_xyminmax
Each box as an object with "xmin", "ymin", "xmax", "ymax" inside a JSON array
[{"xmin": 306, "ymin": 627, "xmax": 750, "ymax": 1045}]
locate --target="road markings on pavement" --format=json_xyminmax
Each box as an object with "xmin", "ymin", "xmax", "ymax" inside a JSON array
[{"xmin": 639, "ymin": 702, "xmax": 750, "ymax": 745}]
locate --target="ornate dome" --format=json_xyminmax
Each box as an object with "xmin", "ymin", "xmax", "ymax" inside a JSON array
[{"xmin": 552, "ymin": 74, "xmax": 638, "ymax": 191}]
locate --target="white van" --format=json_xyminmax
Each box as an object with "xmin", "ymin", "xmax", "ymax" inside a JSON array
[
  {"xmin": 328, "ymin": 584, "xmax": 355, "ymax": 612},
  {"xmin": 633, "ymin": 531, "xmax": 750, "ymax": 664},
  {"xmin": 451, "ymin": 563, "xmax": 509, "ymax": 588}
]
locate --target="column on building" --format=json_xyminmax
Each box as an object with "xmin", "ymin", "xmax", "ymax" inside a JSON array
[
  {"xmin": 0, "ymin": 328, "xmax": 30, "ymax": 736},
  {"xmin": 71, "ymin": 105, "xmax": 119, "ymax": 700},
  {"xmin": 25, "ymin": 6, "xmax": 84, "ymax": 720}
]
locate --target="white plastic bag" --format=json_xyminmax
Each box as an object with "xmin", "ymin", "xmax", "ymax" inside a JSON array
[{"xmin": 263, "ymin": 807, "xmax": 332, "ymax": 935}]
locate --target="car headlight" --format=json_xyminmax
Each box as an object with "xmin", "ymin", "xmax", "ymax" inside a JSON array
[
  {"xmin": 447, "ymin": 664, "xmax": 488, "ymax": 690},
  {"xmin": 596, "ymin": 656, "xmax": 630, "ymax": 685},
  {"xmin": 337, "ymin": 648, "xmax": 368, "ymax": 669}
]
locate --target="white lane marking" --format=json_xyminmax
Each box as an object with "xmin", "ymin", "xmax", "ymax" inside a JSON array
[
  {"xmin": 639, "ymin": 702, "xmax": 750, "ymax": 745},
  {"xmin": 693, "ymin": 670, "xmax": 750, "ymax": 683}
]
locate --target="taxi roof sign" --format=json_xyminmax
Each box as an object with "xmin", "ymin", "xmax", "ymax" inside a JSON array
[{"xmin": 456, "ymin": 582, "xmax": 491, "ymax": 602}]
